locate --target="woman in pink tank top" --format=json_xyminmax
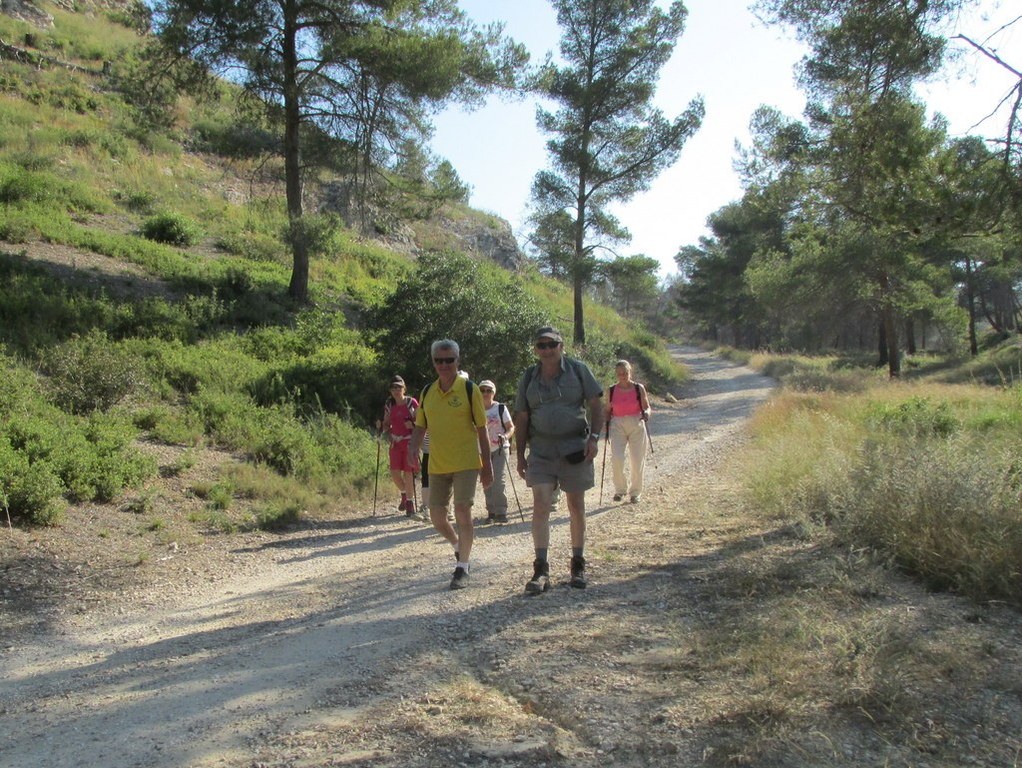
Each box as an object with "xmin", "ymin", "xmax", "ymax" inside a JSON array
[{"xmin": 607, "ymin": 360, "xmax": 650, "ymax": 503}]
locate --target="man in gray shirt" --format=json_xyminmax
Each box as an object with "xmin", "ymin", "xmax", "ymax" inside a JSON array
[{"xmin": 514, "ymin": 326, "xmax": 604, "ymax": 593}]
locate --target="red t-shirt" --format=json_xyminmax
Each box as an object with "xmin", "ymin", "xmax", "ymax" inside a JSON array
[{"xmin": 385, "ymin": 397, "xmax": 417, "ymax": 438}]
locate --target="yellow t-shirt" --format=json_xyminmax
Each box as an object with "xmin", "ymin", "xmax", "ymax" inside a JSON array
[{"xmin": 415, "ymin": 378, "xmax": 486, "ymax": 475}]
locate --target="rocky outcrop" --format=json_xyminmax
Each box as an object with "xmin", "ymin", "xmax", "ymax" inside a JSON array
[
  {"xmin": 320, "ymin": 179, "xmax": 528, "ymax": 271},
  {"xmin": 432, "ymin": 213, "xmax": 527, "ymax": 271},
  {"xmin": 1, "ymin": 0, "xmax": 52, "ymax": 26},
  {"xmin": 1, "ymin": 0, "xmax": 137, "ymax": 27}
]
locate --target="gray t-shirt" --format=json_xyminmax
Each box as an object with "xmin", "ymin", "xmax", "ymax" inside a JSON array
[{"xmin": 514, "ymin": 356, "xmax": 602, "ymax": 459}]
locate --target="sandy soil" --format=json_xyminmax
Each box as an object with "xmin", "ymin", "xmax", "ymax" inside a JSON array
[{"xmin": 2, "ymin": 348, "xmax": 1020, "ymax": 768}]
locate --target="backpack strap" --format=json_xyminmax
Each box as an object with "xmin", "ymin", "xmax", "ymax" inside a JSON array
[
  {"xmin": 497, "ymin": 401, "xmax": 510, "ymax": 433},
  {"xmin": 637, "ymin": 382, "xmax": 649, "ymax": 415},
  {"xmin": 522, "ymin": 358, "xmax": 587, "ymax": 413},
  {"xmin": 465, "ymin": 379, "xmax": 477, "ymax": 426},
  {"xmin": 418, "ymin": 383, "xmax": 432, "ymax": 426}
]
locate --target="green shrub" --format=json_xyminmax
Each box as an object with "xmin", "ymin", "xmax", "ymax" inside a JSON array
[
  {"xmin": 114, "ymin": 188, "xmax": 157, "ymax": 214},
  {"xmin": 0, "ymin": 165, "xmax": 57, "ymax": 204},
  {"xmin": 254, "ymin": 501, "xmax": 303, "ymax": 530},
  {"xmin": 0, "ymin": 213, "xmax": 35, "ymax": 242},
  {"xmin": 1, "ymin": 359, "xmax": 157, "ymax": 524},
  {"xmin": 370, "ymin": 252, "xmax": 546, "ymax": 394},
  {"xmin": 205, "ymin": 480, "xmax": 234, "ymax": 511},
  {"xmin": 191, "ymin": 118, "xmax": 278, "ymax": 158},
  {"xmin": 250, "ymin": 340, "xmax": 381, "ymax": 425},
  {"xmin": 6, "ymin": 459, "xmax": 66, "ymax": 525},
  {"xmin": 866, "ymin": 396, "xmax": 959, "ymax": 438},
  {"xmin": 132, "ymin": 404, "xmax": 204, "ymax": 446},
  {"xmin": 141, "ymin": 212, "xmax": 200, "ymax": 247},
  {"xmin": 41, "ymin": 329, "xmax": 146, "ymax": 414},
  {"xmin": 215, "ymin": 230, "xmax": 287, "ymax": 263},
  {"xmin": 0, "ymin": 163, "xmax": 108, "ymax": 213},
  {"xmin": 250, "ymin": 414, "xmax": 315, "ymax": 476},
  {"xmin": 154, "ymin": 339, "xmax": 269, "ymax": 396}
]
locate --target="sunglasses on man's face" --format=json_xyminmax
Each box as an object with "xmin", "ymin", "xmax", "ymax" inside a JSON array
[
  {"xmin": 433, "ymin": 356, "xmax": 457, "ymax": 365},
  {"xmin": 479, "ymin": 387, "xmax": 494, "ymax": 393},
  {"xmin": 535, "ymin": 341, "xmax": 560, "ymax": 350}
]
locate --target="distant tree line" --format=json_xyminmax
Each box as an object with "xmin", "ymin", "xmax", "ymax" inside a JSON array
[{"xmin": 673, "ymin": 0, "xmax": 1022, "ymax": 375}]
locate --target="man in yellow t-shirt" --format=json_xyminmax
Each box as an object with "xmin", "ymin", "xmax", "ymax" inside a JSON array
[{"xmin": 408, "ymin": 339, "xmax": 492, "ymax": 590}]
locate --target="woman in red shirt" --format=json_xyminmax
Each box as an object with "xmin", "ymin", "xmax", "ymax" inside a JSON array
[
  {"xmin": 381, "ymin": 376, "xmax": 419, "ymax": 517},
  {"xmin": 607, "ymin": 360, "xmax": 651, "ymax": 503}
]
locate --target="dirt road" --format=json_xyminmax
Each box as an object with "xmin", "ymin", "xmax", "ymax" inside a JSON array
[{"xmin": 31, "ymin": 344, "xmax": 1022, "ymax": 768}]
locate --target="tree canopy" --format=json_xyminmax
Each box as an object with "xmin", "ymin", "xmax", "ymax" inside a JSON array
[
  {"xmin": 149, "ymin": 0, "xmax": 528, "ymax": 302},
  {"xmin": 674, "ymin": 0, "xmax": 1022, "ymax": 369},
  {"xmin": 368, "ymin": 252, "xmax": 545, "ymax": 395},
  {"xmin": 530, "ymin": 0, "xmax": 703, "ymax": 345}
]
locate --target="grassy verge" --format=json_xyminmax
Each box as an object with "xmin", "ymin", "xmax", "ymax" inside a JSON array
[{"xmin": 730, "ymin": 344, "xmax": 1022, "ymax": 606}]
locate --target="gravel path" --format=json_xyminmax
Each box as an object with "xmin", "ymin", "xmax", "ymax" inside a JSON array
[{"xmin": 1, "ymin": 348, "xmax": 776, "ymax": 767}]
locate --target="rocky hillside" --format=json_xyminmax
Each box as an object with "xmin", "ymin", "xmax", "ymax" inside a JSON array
[{"xmin": 2, "ymin": 0, "xmax": 135, "ymax": 26}]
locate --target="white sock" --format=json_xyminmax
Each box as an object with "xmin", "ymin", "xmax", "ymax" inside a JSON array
[{"xmin": 457, "ymin": 561, "xmax": 470, "ymax": 571}]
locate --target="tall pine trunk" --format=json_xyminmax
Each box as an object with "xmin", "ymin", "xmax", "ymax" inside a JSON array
[{"xmin": 283, "ymin": 1, "xmax": 309, "ymax": 303}]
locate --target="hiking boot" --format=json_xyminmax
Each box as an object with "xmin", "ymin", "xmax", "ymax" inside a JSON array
[
  {"xmin": 569, "ymin": 555, "xmax": 587, "ymax": 589},
  {"xmin": 450, "ymin": 566, "xmax": 469, "ymax": 590},
  {"xmin": 613, "ymin": 494, "xmax": 623, "ymax": 502},
  {"xmin": 630, "ymin": 494, "xmax": 641, "ymax": 504},
  {"xmin": 524, "ymin": 559, "xmax": 550, "ymax": 595},
  {"xmin": 404, "ymin": 499, "xmax": 417, "ymax": 517},
  {"xmin": 493, "ymin": 514, "xmax": 508, "ymax": 524}
]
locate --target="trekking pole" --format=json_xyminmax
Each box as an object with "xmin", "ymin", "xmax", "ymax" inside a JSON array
[
  {"xmin": 411, "ymin": 471, "xmax": 419, "ymax": 520},
  {"xmin": 372, "ymin": 433, "xmax": 381, "ymax": 517},
  {"xmin": 645, "ymin": 418, "xmax": 657, "ymax": 470},
  {"xmin": 599, "ymin": 420, "xmax": 610, "ymax": 504},
  {"xmin": 505, "ymin": 448, "xmax": 525, "ymax": 523}
]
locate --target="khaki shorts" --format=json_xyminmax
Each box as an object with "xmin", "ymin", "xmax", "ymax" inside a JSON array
[
  {"xmin": 428, "ymin": 469, "xmax": 480, "ymax": 512},
  {"xmin": 525, "ymin": 452, "xmax": 595, "ymax": 494}
]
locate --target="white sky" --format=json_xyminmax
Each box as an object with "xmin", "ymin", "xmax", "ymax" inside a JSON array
[{"xmin": 431, "ymin": 0, "xmax": 1020, "ymax": 281}]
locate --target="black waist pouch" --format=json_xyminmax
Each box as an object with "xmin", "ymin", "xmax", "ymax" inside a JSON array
[{"xmin": 564, "ymin": 449, "xmax": 586, "ymax": 465}]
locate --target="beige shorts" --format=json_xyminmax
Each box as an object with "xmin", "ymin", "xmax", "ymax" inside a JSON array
[{"xmin": 428, "ymin": 469, "xmax": 480, "ymax": 511}]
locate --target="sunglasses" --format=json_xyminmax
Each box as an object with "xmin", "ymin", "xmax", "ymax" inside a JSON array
[
  {"xmin": 433, "ymin": 356, "xmax": 457, "ymax": 365},
  {"xmin": 535, "ymin": 341, "xmax": 560, "ymax": 350},
  {"xmin": 479, "ymin": 387, "xmax": 494, "ymax": 393}
]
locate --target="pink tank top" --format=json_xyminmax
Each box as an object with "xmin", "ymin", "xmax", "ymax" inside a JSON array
[{"xmin": 610, "ymin": 385, "xmax": 642, "ymax": 417}]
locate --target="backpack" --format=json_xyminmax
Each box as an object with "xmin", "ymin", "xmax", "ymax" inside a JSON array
[{"xmin": 418, "ymin": 378, "xmax": 479, "ymax": 427}]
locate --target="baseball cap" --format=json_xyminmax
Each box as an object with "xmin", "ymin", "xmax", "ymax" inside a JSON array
[
  {"xmin": 534, "ymin": 325, "xmax": 563, "ymax": 343},
  {"xmin": 390, "ymin": 375, "xmax": 405, "ymax": 386},
  {"xmin": 479, "ymin": 379, "xmax": 496, "ymax": 391}
]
